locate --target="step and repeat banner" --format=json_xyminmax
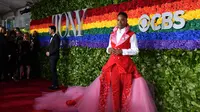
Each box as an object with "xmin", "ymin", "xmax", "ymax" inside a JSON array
[{"xmin": 30, "ymin": 0, "xmax": 200, "ymax": 50}]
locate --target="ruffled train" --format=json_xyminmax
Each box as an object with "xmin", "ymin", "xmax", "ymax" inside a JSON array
[{"xmin": 34, "ymin": 76, "xmax": 156, "ymax": 112}]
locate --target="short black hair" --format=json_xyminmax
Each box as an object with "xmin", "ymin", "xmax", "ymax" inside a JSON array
[
  {"xmin": 117, "ymin": 12, "xmax": 128, "ymax": 18},
  {"xmin": 49, "ymin": 25, "xmax": 56, "ymax": 33},
  {"xmin": 33, "ymin": 31, "xmax": 39, "ymax": 37},
  {"xmin": 15, "ymin": 27, "xmax": 20, "ymax": 31}
]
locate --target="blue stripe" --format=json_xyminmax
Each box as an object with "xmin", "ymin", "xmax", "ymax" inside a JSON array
[{"xmin": 39, "ymin": 30, "xmax": 200, "ymax": 42}]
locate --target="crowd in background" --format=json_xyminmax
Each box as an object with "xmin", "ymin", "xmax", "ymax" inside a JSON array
[{"xmin": 0, "ymin": 26, "xmax": 40, "ymax": 82}]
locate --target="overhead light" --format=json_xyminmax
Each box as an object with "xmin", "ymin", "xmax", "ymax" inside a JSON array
[
  {"xmin": 20, "ymin": 8, "xmax": 30, "ymax": 15},
  {"xmin": 20, "ymin": 1, "xmax": 33, "ymax": 15}
]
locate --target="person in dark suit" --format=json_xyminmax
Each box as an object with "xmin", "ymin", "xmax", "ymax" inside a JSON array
[
  {"xmin": 0, "ymin": 26, "xmax": 8, "ymax": 81},
  {"xmin": 7, "ymin": 30, "xmax": 17, "ymax": 79},
  {"xmin": 0, "ymin": 26, "xmax": 4, "ymax": 81},
  {"xmin": 30, "ymin": 31, "xmax": 41, "ymax": 78},
  {"xmin": 12, "ymin": 30, "xmax": 23, "ymax": 81},
  {"xmin": 46, "ymin": 26, "xmax": 60, "ymax": 90},
  {"xmin": 20, "ymin": 32, "xmax": 31, "ymax": 80}
]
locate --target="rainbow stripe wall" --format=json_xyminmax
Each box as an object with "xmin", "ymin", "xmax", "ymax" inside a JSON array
[{"xmin": 30, "ymin": 0, "xmax": 200, "ymax": 50}]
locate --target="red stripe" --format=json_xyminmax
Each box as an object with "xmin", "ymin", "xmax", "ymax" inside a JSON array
[{"xmin": 86, "ymin": 0, "xmax": 180, "ymax": 17}]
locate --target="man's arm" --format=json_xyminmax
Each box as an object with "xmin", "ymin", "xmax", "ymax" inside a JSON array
[{"xmin": 49, "ymin": 35, "xmax": 60, "ymax": 56}]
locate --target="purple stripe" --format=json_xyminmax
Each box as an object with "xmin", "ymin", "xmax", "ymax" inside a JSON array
[
  {"xmin": 66, "ymin": 40, "xmax": 200, "ymax": 50},
  {"xmin": 138, "ymin": 40, "xmax": 200, "ymax": 50}
]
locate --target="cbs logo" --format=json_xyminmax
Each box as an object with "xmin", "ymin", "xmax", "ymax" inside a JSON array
[{"xmin": 138, "ymin": 10, "xmax": 185, "ymax": 32}]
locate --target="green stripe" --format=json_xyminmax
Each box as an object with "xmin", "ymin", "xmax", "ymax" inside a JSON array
[{"xmin": 38, "ymin": 19, "xmax": 200, "ymax": 36}]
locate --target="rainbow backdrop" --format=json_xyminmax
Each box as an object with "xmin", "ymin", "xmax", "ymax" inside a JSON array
[{"xmin": 30, "ymin": 0, "xmax": 200, "ymax": 49}]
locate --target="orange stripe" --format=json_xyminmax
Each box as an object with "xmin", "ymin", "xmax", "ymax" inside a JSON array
[{"xmin": 30, "ymin": 23, "xmax": 52, "ymax": 30}]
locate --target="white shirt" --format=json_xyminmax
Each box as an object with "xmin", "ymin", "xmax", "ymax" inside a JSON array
[
  {"xmin": 50, "ymin": 33, "xmax": 56, "ymax": 43},
  {"xmin": 106, "ymin": 28, "xmax": 139, "ymax": 55}
]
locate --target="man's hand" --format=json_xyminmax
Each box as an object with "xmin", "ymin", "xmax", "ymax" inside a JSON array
[
  {"xmin": 108, "ymin": 48, "xmax": 115, "ymax": 54},
  {"xmin": 46, "ymin": 52, "xmax": 50, "ymax": 56},
  {"xmin": 113, "ymin": 49, "xmax": 122, "ymax": 55},
  {"xmin": 8, "ymin": 55, "xmax": 11, "ymax": 61}
]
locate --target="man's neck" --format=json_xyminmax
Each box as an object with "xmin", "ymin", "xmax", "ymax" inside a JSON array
[
  {"xmin": 119, "ymin": 26, "xmax": 126, "ymax": 30},
  {"xmin": 118, "ymin": 27, "xmax": 126, "ymax": 33},
  {"xmin": 51, "ymin": 33, "xmax": 56, "ymax": 36}
]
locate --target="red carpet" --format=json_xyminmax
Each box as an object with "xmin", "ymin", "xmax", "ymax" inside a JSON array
[{"xmin": 0, "ymin": 79, "xmax": 58, "ymax": 112}]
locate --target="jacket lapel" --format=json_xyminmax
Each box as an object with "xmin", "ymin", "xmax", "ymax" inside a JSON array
[
  {"xmin": 110, "ymin": 25, "xmax": 131, "ymax": 47},
  {"xmin": 50, "ymin": 34, "xmax": 56, "ymax": 44},
  {"xmin": 116, "ymin": 26, "xmax": 130, "ymax": 46},
  {"xmin": 110, "ymin": 26, "xmax": 118, "ymax": 45},
  {"xmin": 50, "ymin": 37, "xmax": 53, "ymax": 43}
]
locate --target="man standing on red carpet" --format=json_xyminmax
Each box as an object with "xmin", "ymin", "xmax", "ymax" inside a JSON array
[
  {"xmin": 0, "ymin": 26, "xmax": 7, "ymax": 82},
  {"xmin": 46, "ymin": 26, "xmax": 60, "ymax": 90}
]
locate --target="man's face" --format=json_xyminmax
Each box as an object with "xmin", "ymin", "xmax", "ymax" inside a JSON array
[
  {"xmin": 49, "ymin": 28, "xmax": 53, "ymax": 35},
  {"xmin": 2, "ymin": 29, "xmax": 6, "ymax": 34},
  {"xmin": 117, "ymin": 15, "xmax": 127, "ymax": 29},
  {"xmin": 16, "ymin": 31, "xmax": 21, "ymax": 37},
  {"xmin": 33, "ymin": 31, "xmax": 37, "ymax": 37},
  {"xmin": 0, "ymin": 27, "xmax": 2, "ymax": 33},
  {"xmin": 23, "ymin": 34, "xmax": 28, "ymax": 40}
]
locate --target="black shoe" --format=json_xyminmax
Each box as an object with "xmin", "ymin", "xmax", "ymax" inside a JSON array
[
  {"xmin": 12, "ymin": 77, "xmax": 19, "ymax": 82},
  {"xmin": 48, "ymin": 85, "xmax": 60, "ymax": 90}
]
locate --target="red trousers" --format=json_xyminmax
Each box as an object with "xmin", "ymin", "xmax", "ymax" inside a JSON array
[{"xmin": 99, "ymin": 64, "xmax": 133, "ymax": 112}]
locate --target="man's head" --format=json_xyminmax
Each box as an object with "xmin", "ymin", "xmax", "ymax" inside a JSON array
[
  {"xmin": 49, "ymin": 26, "xmax": 56, "ymax": 35},
  {"xmin": 16, "ymin": 30, "xmax": 22, "ymax": 37},
  {"xmin": 23, "ymin": 32, "xmax": 30, "ymax": 41},
  {"xmin": 32, "ymin": 31, "xmax": 38, "ymax": 38},
  {"xmin": 0, "ymin": 25, "xmax": 2, "ymax": 33},
  {"xmin": 5, "ymin": 30, "xmax": 10, "ymax": 37},
  {"xmin": 14, "ymin": 27, "xmax": 20, "ymax": 32},
  {"xmin": 1, "ymin": 27, "xmax": 6, "ymax": 34},
  {"xmin": 117, "ymin": 12, "xmax": 128, "ymax": 29}
]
